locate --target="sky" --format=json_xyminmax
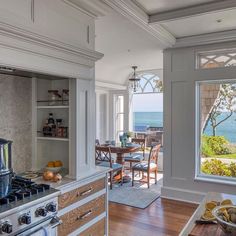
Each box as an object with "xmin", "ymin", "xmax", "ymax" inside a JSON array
[{"xmin": 132, "ymin": 93, "xmax": 163, "ymax": 112}]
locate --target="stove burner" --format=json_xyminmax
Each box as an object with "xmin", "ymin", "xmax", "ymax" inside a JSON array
[{"xmin": 0, "ymin": 176, "xmax": 51, "ymax": 206}]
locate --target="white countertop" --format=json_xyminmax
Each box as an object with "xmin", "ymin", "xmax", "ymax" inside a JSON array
[
  {"xmin": 180, "ymin": 192, "xmax": 236, "ymax": 236},
  {"xmin": 35, "ymin": 166, "xmax": 110, "ymax": 191}
]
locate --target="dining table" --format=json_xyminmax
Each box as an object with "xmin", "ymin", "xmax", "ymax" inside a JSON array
[{"xmin": 102, "ymin": 143, "xmax": 141, "ymax": 182}]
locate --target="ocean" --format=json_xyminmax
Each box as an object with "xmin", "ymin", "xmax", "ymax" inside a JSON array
[{"xmin": 134, "ymin": 112, "xmax": 236, "ymax": 143}]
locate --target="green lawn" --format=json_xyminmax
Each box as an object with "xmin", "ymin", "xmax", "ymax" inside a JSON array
[{"xmin": 204, "ymin": 153, "xmax": 236, "ymax": 159}]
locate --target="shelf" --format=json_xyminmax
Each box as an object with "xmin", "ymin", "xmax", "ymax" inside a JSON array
[
  {"xmin": 37, "ymin": 137, "xmax": 69, "ymax": 141},
  {"xmin": 37, "ymin": 105, "xmax": 69, "ymax": 109}
]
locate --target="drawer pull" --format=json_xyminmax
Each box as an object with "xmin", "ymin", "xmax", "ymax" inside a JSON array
[
  {"xmin": 78, "ymin": 210, "xmax": 92, "ymax": 220},
  {"xmin": 78, "ymin": 187, "xmax": 93, "ymax": 196}
]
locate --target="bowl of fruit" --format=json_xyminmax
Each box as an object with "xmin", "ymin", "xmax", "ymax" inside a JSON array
[
  {"xmin": 212, "ymin": 201, "xmax": 236, "ymax": 234},
  {"xmin": 45, "ymin": 160, "xmax": 63, "ymax": 173}
]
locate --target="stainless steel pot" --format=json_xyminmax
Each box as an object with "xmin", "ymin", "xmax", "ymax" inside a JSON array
[
  {"xmin": 0, "ymin": 138, "xmax": 12, "ymax": 172},
  {"xmin": 0, "ymin": 138, "xmax": 13, "ymax": 198}
]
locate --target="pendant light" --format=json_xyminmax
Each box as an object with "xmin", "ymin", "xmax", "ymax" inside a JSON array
[{"xmin": 128, "ymin": 66, "xmax": 140, "ymax": 93}]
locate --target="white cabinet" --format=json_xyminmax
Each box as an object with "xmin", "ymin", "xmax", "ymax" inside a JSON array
[
  {"xmin": 32, "ymin": 76, "xmax": 95, "ymax": 179},
  {"xmin": 32, "ymin": 77, "xmax": 75, "ymax": 177},
  {"xmin": 0, "ymin": 0, "xmax": 32, "ymax": 26},
  {"xmin": 0, "ymin": 0, "xmax": 95, "ymax": 50}
]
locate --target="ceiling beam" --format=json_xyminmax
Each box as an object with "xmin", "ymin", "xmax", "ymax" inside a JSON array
[
  {"xmin": 173, "ymin": 29, "xmax": 236, "ymax": 48},
  {"xmin": 149, "ymin": 0, "xmax": 236, "ymax": 24},
  {"xmin": 102, "ymin": 0, "xmax": 176, "ymax": 48}
]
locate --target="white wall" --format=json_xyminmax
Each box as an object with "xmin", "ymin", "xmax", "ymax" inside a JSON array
[{"xmin": 162, "ymin": 41, "xmax": 236, "ymax": 203}]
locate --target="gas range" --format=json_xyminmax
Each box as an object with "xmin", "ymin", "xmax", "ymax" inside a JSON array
[{"xmin": 0, "ymin": 176, "xmax": 60, "ymax": 235}]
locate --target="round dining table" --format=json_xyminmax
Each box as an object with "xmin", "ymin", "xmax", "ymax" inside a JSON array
[{"xmin": 106, "ymin": 143, "xmax": 141, "ymax": 182}]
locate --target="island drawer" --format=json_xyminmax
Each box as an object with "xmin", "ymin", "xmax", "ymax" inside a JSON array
[
  {"xmin": 78, "ymin": 218, "xmax": 105, "ymax": 236},
  {"xmin": 58, "ymin": 194, "xmax": 105, "ymax": 236},
  {"xmin": 59, "ymin": 178, "xmax": 105, "ymax": 209}
]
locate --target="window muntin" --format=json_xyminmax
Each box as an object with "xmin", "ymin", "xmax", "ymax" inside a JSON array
[
  {"xmin": 197, "ymin": 49, "xmax": 236, "ymax": 69},
  {"xmin": 196, "ymin": 80, "xmax": 236, "ymax": 183},
  {"xmin": 134, "ymin": 73, "xmax": 163, "ymax": 94}
]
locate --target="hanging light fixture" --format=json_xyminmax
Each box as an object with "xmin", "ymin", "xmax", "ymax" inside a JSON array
[{"xmin": 128, "ymin": 66, "xmax": 140, "ymax": 93}]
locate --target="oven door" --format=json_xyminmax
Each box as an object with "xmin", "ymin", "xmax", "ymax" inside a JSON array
[{"xmin": 16, "ymin": 215, "xmax": 62, "ymax": 236}]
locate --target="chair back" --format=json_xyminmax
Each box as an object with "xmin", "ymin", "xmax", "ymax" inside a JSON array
[
  {"xmin": 131, "ymin": 138, "xmax": 146, "ymax": 157},
  {"xmin": 95, "ymin": 146, "xmax": 112, "ymax": 167},
  {"xmin": 95, "ymin": 139, "xmax": 100, "ymax": 145},
  {"xmin": 148, "ymin": 144, "xmax": 161, "ymax": 168}
]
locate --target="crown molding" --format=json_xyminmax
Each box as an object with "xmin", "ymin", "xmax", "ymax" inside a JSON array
[
  {"xmin": 0, "ymin": 21, "xmax": 104, "ymax": 63},
  {"xmin": 174, "ymin": 29, "xmax": 236, "ymax": 48},
  {"xmin": 102, "ymin": 0, "xmax": 176, "ymax": 48},
  {"xmin": 63, "ymin": 0, "xmax": 111, "ymax": 18},
  {"xmin": 150, "ymin": 0, "xmax": 236, "ymax": 23}
]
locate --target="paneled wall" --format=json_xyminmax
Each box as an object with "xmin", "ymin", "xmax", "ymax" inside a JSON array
[
  {"xmin": 163, "ymin": 41, "xmax": 236, "ymax": 203},
  {"xmin": 0, "ymin": 74, "xmax": 32, "ymax": 173}
]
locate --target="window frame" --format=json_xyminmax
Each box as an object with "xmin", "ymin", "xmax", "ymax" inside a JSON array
[
  {"xmin": 195, "ymin": 79, "xmax": 236, "ymax": 186},
  {"xmin": 114, "ymin": 94, "xmax": 125, "ymax": 142}
]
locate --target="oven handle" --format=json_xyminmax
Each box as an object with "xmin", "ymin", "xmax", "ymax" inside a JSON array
[
  {"xmin": 17, "ymin": 216, "xmax": 62, "ymax": 236},
  {"xmin": 50, "ymin": 216, "xmax": 62, "ymax": 228}
]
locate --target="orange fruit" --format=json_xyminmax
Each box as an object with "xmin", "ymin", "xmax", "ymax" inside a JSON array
[
  {"xmin": 54, "ymin": 160, "xmax": 63, "ymax": 167},
  {"xmin": 47, "ymin": 161, "xmax": 54, "ymax": 167}
]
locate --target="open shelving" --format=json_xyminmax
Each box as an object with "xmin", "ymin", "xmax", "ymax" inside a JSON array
[
  {"xmin": 37, "ymin": 105, "xmax": 69, "ymax": 109},
  {"xmin": 32, "ymin": 77, "xmax": 76, "ymax": 177}
]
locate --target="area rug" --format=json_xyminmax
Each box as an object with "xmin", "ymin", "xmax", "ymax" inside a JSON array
[{"xmin": 108, "ymin": 173, "xmax": 163, "ymax": 209}]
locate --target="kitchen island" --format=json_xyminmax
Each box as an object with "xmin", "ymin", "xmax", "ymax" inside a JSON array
[
  {"xmin": 180, "ymin": 192, "xmax": 236, "ymax": 236},
  {"xmin": 35, "ymin": 166, "xmax": 110, "ymax": 236}
]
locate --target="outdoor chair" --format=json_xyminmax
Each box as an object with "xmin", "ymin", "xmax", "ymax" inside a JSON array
[
  {"xmin": 132, "ymin": 144, "xmax": 161, "ymax": 188},
  {"xmin": 95, "ymin": 145, "xmax": 123, "ymax": 189}
]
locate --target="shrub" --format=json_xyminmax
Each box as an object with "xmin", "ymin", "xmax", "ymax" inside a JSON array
[
  {"xmin": 229, "ymin": 162, "xmax": 236, "ymax": 176},
  {"xmin": 201, "ymin": 159, "xmax": 232, "ymax": 176},
  {"xmin": 201, "ymin": 135, "xmax": 230, "ymax": 156}
]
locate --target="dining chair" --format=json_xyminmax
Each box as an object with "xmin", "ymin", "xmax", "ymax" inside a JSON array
[
  {"xmin": 95, "ymin": 145, "xmax": 123, "ymax": 189},
  {"xmin": 132, "ymin": 144, "xmax": 161, "ymax": 188},
  {"xmin": 124, "ymin": 138, "xmax": 146, "ymax": 170}
]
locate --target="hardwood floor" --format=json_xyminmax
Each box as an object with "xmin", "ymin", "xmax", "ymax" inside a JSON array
[{"xmin": 109, "ymin": 198, "xmax": 198, "ymax": 236}]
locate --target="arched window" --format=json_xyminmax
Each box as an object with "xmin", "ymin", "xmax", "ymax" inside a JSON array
[{"xmin": 135, "ymin": 72, "xmax": 163, "ymax": 94}]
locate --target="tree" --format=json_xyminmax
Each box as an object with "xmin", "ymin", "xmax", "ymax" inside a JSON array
[{"xmin": 208, "ymin": 84, "xmax": 236, "ymax": 136}]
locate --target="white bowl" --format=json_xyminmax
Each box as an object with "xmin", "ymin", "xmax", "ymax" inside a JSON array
[
  {"xmin": 212, "ymin": 205, "xmax": 236, "ymax": 234},
  {"xmin": 44, "ymin": 166, "xmax": 62, "ymax": 173}
]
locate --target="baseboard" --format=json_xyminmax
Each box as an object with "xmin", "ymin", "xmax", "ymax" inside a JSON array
[{"xmin": 161, "ymin": 186, "xmax": 205, "ymax": 204}]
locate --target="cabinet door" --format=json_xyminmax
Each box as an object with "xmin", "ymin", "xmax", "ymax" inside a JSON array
[
  {"xmin": 0, "ymin": 0, "xmax": 32, "ymax": 26},
  {"xmin": 75, "ymin": 79, "xmax": 95, "ymax": 177}
]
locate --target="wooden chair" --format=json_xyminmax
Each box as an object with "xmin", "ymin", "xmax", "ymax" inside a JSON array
[
  {"xmin": 124, "ymin": 138, "xmax": 146, "ymax": 170},
  {"xmin": 95, "ymin": 146, "xmax": 123, "ymax": 189},
  {"xmin": 132, "ymin": 144, "xmax": 161, "ymax": 188}
]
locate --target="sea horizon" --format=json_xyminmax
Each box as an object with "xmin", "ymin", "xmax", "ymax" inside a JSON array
[{"xmin": 134, "ymin": 111, "xmax": 236, "ymax": 143}]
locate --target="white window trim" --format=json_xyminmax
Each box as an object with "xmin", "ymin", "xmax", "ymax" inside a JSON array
[
  {"xmin": 113, "ymin": 94, "xmax": 125, "ymax": 142},
  {"xmin": 195, "ymin": 79, "xmax": 236, "ymax": 185}
]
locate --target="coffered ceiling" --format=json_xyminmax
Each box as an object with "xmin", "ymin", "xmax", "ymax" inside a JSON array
[
  {"xmin": 133, "ymin": 0, "xmax": 216, "ymax": 14},
  {"xmin": 67, "ymin": 0, "xmax": 236, "ymax": 86}
]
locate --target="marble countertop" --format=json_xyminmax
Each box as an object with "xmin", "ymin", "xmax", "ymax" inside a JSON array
[{"xmin": 180, "ymin": 192, "xmax": 236, "ymax": 236}]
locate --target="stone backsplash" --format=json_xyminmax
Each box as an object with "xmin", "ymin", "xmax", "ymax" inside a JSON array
[{"xmin": 0, "ymin": 74, "xmax": 32, "ymax": 173}]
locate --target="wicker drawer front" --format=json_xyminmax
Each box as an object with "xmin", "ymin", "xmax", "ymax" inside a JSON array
[
  {"xmin": 58, "ymin": 194, "xmax": 105, "ymax": 236},
  {"xmin": 78, "ymin": 218, "xmax": 105, "ymax": 236},
  {"xmin": 59, "ymin": 178, "xmax": 105, "ymax": 209}
]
